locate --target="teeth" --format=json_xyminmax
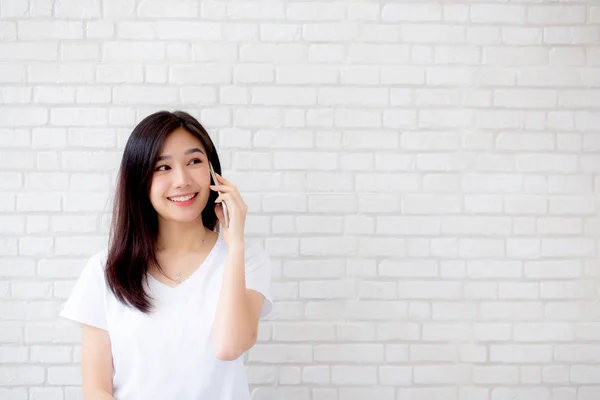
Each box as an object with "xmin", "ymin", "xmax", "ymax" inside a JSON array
[{"xmin": 169, "ymin": 193, "xmax": 197, "ymax": 202}]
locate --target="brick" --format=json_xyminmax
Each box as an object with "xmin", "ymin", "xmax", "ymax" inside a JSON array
[
  {"xmin": 491, "ymin": 388, "xmax": 550, "ymax": 400},
  {"xmin": 286, "ymin": 2, "xmax": 345, "ymax": 20},
  {"xmin": 156, "ymin": 21, "xmax": 221, "ymax": 40},
  {"xmin": 113, "ymin": 86, "xmax": 177, "ymax": 105},
  {"xmin": 51, "ymin": 108, "xmax": 108, "ymax": 126},
  {"xmin": 0, "ymin": 366, "xmax": 45, "ymax": 385},
  {"xmin": 397, "ymin": 388, "xmax": 457, "ymax": 400},
  {"xmin": 252, "ymin": 87, "xmax": 315, "ymax": 106},
  {"xmin": 278, "ymin": 65, "xmax": 337, "ymax": 85},
  {"xmin": 103, "ymin": 42, "xmax": 164, "ymax": 61},
  {"xmin": 137, "ymin": 0, "xmax": 198, "ymax": 17},
  {"xmin": 528, "ymin": 5, "xmax": 585, "ymax": 24},
  {"xmin": 18, "ymin": 21, "xmax": 83, "ymax": 40},
  {"xmin": 34, "ymin": 87, "xmax": 75, "ymax": 104},
  {"xmin": 240, "ymin": 43, "xmax": 306, "ymax": 62},
  {"xmin": 382, "ymin": 4, "xmax": 441, "ymax": 21},
  {"xmin": 382, "ymin": 69, "xmax": 422, "ymax": 89},
  {"xmin": 414, "ymin": 365, "xmax": 470, "ymax": 384},
  {"xmin": 348, "ymin": 44, "xmax": 409, "ymax": 64},
  {"xmin": 471, "ymin": 4, "xmax": 526, "ymax": 23},
  {"xmin": 0, "ymin": 43, "xmax": 57, "ymax": 61},
  {"xmin": 403, "ymin": 24, "xmax": 464, "ymax": 43},
  {"xmin": 1, "ymin": 0, "xmax": 28, "ymax": 17},
  {"xmin": 332, "ymin": 366, "xmax": 377, "ymax": 385},
  {"xmin": 315, "ymin": 344, "xmax": 383, "ymax": 363},
  {"xmin": 54, "ymin": 0, "xmax": 99, "ymax": 18}
]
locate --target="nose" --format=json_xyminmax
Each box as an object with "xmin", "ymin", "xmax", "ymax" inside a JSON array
[{"xmin": 173, "ymin": 166, "xmax": 191, "ymax": 189}]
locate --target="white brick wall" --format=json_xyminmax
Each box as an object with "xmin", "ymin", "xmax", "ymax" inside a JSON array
[{"xmin": 1, "ymin": 1, "xmax": 599, "ymax": 399}]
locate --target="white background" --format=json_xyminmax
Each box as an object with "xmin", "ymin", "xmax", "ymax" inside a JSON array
[{"xmin": 1, "ymin": 1, "xmax": 600, "ymax": 399}]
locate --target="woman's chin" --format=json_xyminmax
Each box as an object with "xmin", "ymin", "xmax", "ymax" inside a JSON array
[{"xmin": 158, "ymin": 211, "xmax": 203, "ymax": 224}]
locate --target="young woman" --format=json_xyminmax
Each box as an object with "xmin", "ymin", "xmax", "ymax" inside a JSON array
[{"xmin": 60, "ymin": 110, "xmax": 273, "ymax": 399}]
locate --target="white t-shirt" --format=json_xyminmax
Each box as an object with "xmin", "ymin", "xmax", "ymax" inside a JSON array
[{"xmin": 59, "ymin": 234, "xmax": 273, "ymax": 400}]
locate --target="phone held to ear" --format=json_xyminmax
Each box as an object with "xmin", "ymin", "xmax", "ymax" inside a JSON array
[{"xmin": 209, "ymin": 162, "xmax": 229, "ymax": 229}]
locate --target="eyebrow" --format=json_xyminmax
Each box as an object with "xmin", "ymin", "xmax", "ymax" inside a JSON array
[{"xmin": 157, "ymin": 148, "xmax": 204, "ymax": 162}]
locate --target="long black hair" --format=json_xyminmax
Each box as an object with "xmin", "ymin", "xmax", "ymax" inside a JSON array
[{"xmin": 105, "ymin": 110, "xmax": 222, "ymax": 313}]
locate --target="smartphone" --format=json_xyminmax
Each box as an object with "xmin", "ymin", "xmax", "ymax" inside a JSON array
[{"xmin": 209, "ymin": 162, "xmax": 229, "ymax": 229}]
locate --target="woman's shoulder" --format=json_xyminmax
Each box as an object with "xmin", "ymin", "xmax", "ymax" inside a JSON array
[
  {"xmin": 78, "ymin": 249, "xmax": 110, "ymax": 284},
  {"xmin": 88, "ymin": 249, "xmax": 109, "ymax": 270}
]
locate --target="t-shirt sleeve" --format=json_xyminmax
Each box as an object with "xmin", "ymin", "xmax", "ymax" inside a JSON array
[
  {"xmin": 244, "ymin": 241, "xmax": 273, "ymax": 318},
  {"xmin": 59, "ymin": 251, "xmax": 109, "ymax": 331}
]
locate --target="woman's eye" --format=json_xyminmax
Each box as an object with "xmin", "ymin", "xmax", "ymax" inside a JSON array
[{"xmin": 154, "ymin": 159, "xmax": 200, "ymax": 171}]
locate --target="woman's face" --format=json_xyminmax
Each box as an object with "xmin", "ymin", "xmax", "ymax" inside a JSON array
[{"xmin": 149, "ymin": 127, "xmax": 211, "ymax": 224}]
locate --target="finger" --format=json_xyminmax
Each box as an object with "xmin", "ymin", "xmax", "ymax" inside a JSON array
[
  {"xmin": 214, "ymin": 190, "xmax": 243, "ymax": 204},
  {"xmin": 209, "ymin": 184, "xmax": 234, "ymax": 193},
  {"xmin": 215, "ymin": 194, "xmax": 246, "ymax": 215},
  {"xmin": 211, "ymin": 180, "xmax": 239, "ymax": 193},
  {"xmin": 214, "ymin": 192, "xmax": 231, "ymax": 205},
  {"xmin": 214, "ymin": 192, "xmax": 237, "ymax": 207},
  {"xmin": 215, "ymin": 177, "xmax": 239, "ymax": 199},
  {"xmin": 215, "ymin": 173, "xmax": 231, "ymax": 185}
]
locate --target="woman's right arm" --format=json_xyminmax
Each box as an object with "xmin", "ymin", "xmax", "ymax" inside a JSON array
[{"xmin": 82, "ymin": 324, "xmax": 115, "ymax": 400}]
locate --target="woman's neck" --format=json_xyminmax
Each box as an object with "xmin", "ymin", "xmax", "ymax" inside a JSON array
[{"xmin": 156, "ymin": 220, "xmax": 213, "ymax": 253}]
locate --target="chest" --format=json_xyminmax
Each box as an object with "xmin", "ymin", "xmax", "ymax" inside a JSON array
[
  {"xmin": 149, "ymin": 252, "xmax": 211, "ymax": 288},
  {"xmin": 105, "ymin": 260, "xmax": 226, "ymax": 365}
]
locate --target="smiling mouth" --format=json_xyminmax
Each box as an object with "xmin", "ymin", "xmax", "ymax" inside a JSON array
[{"xmin": 167, "ymin": 193, "xmax": 198, "ymax": 202}]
